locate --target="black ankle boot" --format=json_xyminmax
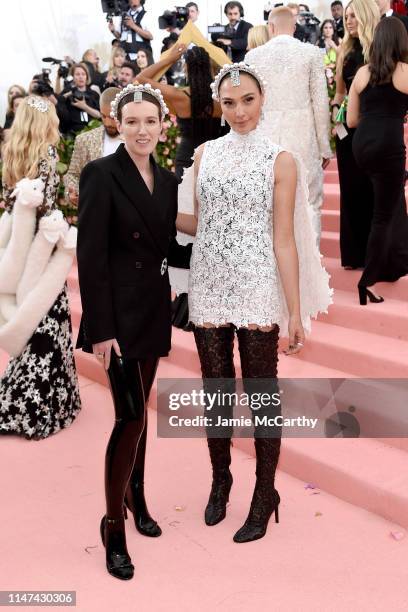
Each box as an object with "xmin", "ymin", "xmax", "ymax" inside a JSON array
[
  {"xmin": 233, "ymin": 485, "xmax": 280, "ymax": 543},
  {"xmin": 124, "ymin": 481, "xmax": 162, "ymax": 537},
  {"xmin": 205, "ymin": 438, "xmax": 233, "ymax": 526},
  {"xmin": 100, "ymin": 515, "xmax": 134, "ymax": 580},
  {"xmin": 233, "ymin": 437, "xmax": 281, "ymax": 543},
  {"xmin": 205, "ymin": 469, "xmax": 233, "ymax": 526}
]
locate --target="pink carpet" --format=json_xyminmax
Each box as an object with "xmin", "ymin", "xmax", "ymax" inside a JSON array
[{"xmin": 1, "ymin": 162, "xmax": 408, "ymax": 611}]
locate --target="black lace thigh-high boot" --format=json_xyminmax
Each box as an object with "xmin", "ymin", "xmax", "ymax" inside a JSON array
[
  {"xmin": 124, "ymin": 356, "xmax": 162, "ymax": 537},
  {"xmin": 233, "ymin": 326, "xmax": 281, "ymax": 543},
  {"xmin": 194, "ymin": 326, "xmax": 236, "ymax": 526},
  {"xmin": 101, "ymin": 352, "xmax": 147, "ymax": 579}
]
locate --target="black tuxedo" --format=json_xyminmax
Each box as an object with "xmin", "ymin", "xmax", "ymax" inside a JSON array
[
  {"xmin": 382, "ymin": 11, "xmax": 408, "ymax": 33},
  {"xmin": 212, "ymin": 19, "xmax": 253, "ymax": 63},
  {"xmin": 77, "ymin": 144, "xmax": 190, "ymax": 359}
]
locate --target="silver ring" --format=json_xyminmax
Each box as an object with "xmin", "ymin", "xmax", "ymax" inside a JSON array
[{"xmin": 296, "ymin": 342, "xmax": 304, "ymax": 347}]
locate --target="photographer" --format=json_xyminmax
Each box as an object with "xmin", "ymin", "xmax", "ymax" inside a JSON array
[
  {"xmin": 211, "ymin": 1, "xmax": 253, "ymax": 62},
  {"xmin": 53, "ymin": 56, "xmax": 75, "ymax": 95},
  {"xmin": 186, "ymin": 2, "xmax": 199, "ymax": 22},
  {"xmin": 108, "ymin": 0, "xmax": 153, "ymax": 61},
  {"xmin": 288, "ymin": 2, "xmax": 320, "ymax": 44},
  {"xmin": 118, "ymin": 62, "xmax": 139, "ymax": 87},
  {"xmin": 57, "ymin": 63, "xmax": 101, "ymax": 135},
  {"xmin": 29, "ymin": 71, "xmax": 58, "ymax": 106},
  {"xmin": 82, "ymin": 49, "xmax": 105, "ymax": 91},
  {"xmin": 331, "ymin": 1, "xmax": 345, "ymax": 39}
]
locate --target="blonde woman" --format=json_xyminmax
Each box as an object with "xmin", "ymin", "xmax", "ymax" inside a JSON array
[
  {"xmin": 4, "ymin": 85, "xmax": 26, "ymax": 129},
  {"xmin": 331, "ymin": 0, "xmax": 380, "ymax": 270},
  {"xmin": 102, "ymin": 46, "xmax": 126, "ymax": 89},
  {"xmin": 0, "ymin": 96, "xmax": 81, "ymax": 439},
  {"xmin": 247, "ymin": 25, "xmax": 269, "ymax": 50}
]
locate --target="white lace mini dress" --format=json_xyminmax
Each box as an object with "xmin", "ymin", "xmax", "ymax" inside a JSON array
[{"xmin": 187, "ymin": 127, "xmax": 332, "ymax": 333}]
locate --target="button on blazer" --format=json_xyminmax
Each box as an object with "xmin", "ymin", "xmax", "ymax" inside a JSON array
[{"xmin": 76, "ymin": 143, "xmax": 191, "ymax": 359}]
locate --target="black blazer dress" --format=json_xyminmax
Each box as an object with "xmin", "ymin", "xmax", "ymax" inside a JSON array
[{"xmin": 76, "ymin": 143, "xmax": 191, "ymax": 359}]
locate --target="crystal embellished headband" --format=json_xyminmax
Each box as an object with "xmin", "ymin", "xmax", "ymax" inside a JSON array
[
  {"xmin": 110, "ymin": 83, "xmax": 169, "ymax": 120},
  {"xmin": 27, "ymin": 96, "xmax": 50, "ymax": 113},
  {"xmin": 210, "ymin": 62, "xmax": 267, "ymax": 101}
]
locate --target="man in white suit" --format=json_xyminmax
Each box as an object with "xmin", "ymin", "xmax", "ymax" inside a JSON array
[{"xmin": 246, "ymin": 6, "xmax": 332, "ymax": 243}]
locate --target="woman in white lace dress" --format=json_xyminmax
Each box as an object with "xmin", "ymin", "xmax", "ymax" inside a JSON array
[{"xmin": 177, "ymin": 63, "xmax": 332, "ymax": 543}]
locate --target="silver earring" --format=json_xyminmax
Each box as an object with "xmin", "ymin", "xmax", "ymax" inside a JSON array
[{"xmin": 221, "ymin": 114, "xmax": 226, "ymax": 127}]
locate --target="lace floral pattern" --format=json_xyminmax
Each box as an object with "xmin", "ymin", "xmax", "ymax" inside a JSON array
[
  {"xmin": 189, "ymin": 128, "xmax": 284, "ymax": 328},
  {"xmin": 188, "ymin": 127, "xmax": 333, "ymax": 334},
  {"xmin": 0, "ymin": 146, "xmax": 81, "ymax": 439}
]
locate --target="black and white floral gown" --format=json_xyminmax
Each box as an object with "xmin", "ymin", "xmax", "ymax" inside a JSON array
[{"xmin": 0, "ymin": 146, "xmax": 81, "ymax": 440}]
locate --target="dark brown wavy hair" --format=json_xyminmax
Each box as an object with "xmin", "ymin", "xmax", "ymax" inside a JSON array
[{"xmin": 369, "ymin": 16, "xmax": 408, "ymax": 86}]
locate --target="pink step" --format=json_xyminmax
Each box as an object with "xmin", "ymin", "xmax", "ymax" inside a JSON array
[
  {"xmin": 320, "ymin": 230, "xmax": 341, "ymax": 259},
  {"xmin": 321, "ymin": 208, "xmax": 340, "ymax": 233},
  {"xmin": 71, "ymin": 324, "xmax": 355, "ymax": 388},
  {"xmin": 297, "ymin": 319, "xmax": 408, "ymax": 377},
  {"xmin": 324, "ymin": 257, "xmax": 408, "ymax": 301},
  {"xmin": 323, "ymin": 169, "xmax": 338, "ymax": 184},
  {"xmin": 328, "ymin": 157, "xmax": 338, "ymax": 171},
  {"xmin": 69, "ymin": 360, "xmax": 408, "ymax": 532},
  {"xmin": 322, "ymin": 183, "xmax": 340, "ymax": 210},
  {"xmin": 322, "ymin": 289, "xmax": 408, "ymax": 342}
]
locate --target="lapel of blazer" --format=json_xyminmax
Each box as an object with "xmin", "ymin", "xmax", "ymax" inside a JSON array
[{"xmin": 111, "ymin": 144, "xmax": 172, "ymax": 257}]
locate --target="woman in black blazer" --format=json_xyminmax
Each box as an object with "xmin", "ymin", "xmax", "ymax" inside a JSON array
[{"xmin": 77, "ymin": 84, "xmax": 190, "ymax": 581}]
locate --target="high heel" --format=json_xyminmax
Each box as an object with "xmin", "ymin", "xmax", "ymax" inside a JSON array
[
  {"xmin": 124, "ymin": 483, "xmax": 162, "ymax": 538},
  {"xmin": 100, "ymin": 515, "xmax": 134, "ymax": 580},
  {"xmin": 233, "ymin": 488, "xmax": 280, "ymax": 543},
  {"xmin": 358, "ymin": 285, "xmax": 384, "ymax": 306},
  {"xmin": 205, "ymin": 470, "xmax": 233, "ymax": 526}
]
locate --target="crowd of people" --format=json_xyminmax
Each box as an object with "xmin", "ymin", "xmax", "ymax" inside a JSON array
[{"xmin": 0, "ymin": 0, "xmax": 408, "ymax": 582}]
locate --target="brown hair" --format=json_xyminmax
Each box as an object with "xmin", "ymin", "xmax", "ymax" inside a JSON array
[
  {"xmin": 69, "ymin": 63, "xmax": 91, "ymax": 86},
  {"xmin": 369, "ymin": 16, "xmax": 408, "ymax": 85},
  {"xmin": 117, "ymin": 92, "xmax": 162, "ymax": 122}
]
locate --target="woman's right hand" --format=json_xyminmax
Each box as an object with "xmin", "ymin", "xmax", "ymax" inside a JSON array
[
  {"xmin": 168, "ymin": 42, "xmax": 187, "ymax": 63},
  {"xmin": 92, "ymin": 339, "xmax": 122, "ymax": 370}
]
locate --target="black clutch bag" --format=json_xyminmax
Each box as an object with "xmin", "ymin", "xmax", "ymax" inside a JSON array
[{"xmin": 171, "ymin": 293, "xmax": 190, "ymax": 329}]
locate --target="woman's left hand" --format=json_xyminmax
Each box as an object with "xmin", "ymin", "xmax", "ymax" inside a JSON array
[{"xmin": 284, "ymin": 315, "xmax": 305, "ymax": 355}]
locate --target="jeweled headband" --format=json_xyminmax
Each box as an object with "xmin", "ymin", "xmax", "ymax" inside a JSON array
[
  {"xmin": 110, "ymin": 83, "xmax": 169, "ymax": 120},
  {"xmin": 210, "ymin": 62, "xmax": 267, "ymax": 101},
  {"xmin": 27, "ymin": 96, "xmax": 50, "ymax": 113}
]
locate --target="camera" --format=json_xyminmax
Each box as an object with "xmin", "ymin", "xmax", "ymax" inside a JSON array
[
  {"xmin": 208, "ymin": 23, "xmax": 227, "ymax": 35},
  {"xmin": 31, "ymin": 70, "xmax": 54, "ymax": 97},
  {"xmin": 42, "ymin": 57, "xmax": 73, "ymax": 80},
  {"xmin": 101, "ymin": 0, "xmax": 129, "ymax": 18},
  {"xmin": 300, "ymin": 11, "xmax": 320, "ymax": 26},
  {"xmin": 158, "ymin": 7, "xmax": 189, "ymax": 30},
  {"xmin": 70, "ymin": 86, "xmax": 90, "ymax": 102}
]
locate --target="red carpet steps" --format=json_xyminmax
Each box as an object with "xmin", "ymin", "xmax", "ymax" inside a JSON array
[{"xmin": 64, "ymin": 160, "xmax": 408, "ymax": 531}]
